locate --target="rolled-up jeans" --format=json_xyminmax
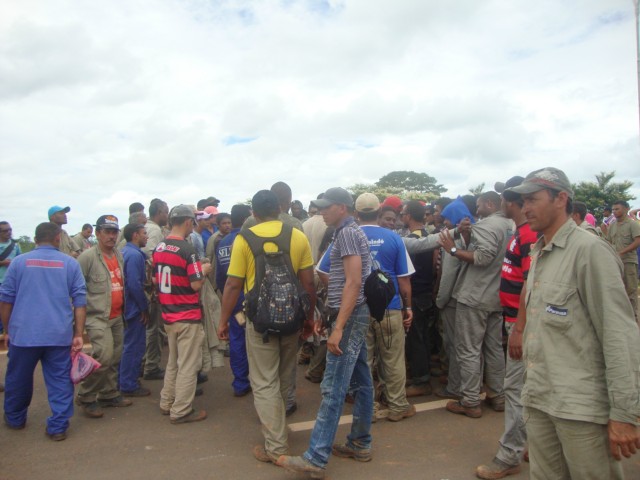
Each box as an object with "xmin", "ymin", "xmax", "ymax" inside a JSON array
[{"xmin": 303, "ymin": 303, "xmax": 373, "ymax": 468}]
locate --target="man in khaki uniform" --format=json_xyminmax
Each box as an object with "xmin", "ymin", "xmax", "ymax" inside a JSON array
[
  {"xmin": 603, "ymin": 200, "xmax": 640, "ymax": 321},
  {"xmin": 48, "ymin": 206, "xmax": 81, "ymax": 258},
  {"xmin": 570, "ymin": 201, "xmax": 600, "ymax": 236},
  {"xmin": 77, "ymin": 215, "xmax": 132, "ymax": 418},
  {"xmin": 508, "ymin": 168, "xmax": 640, "ymax": 480},
  {"xmin": 142, "ymin": 199, "xmax": 169, "ymax": 380}
]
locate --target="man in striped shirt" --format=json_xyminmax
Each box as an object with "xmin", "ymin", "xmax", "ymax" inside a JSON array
[
  {"xmin": 476, "ymin": 176, "xmax": 538, "ymax": 479},
  {"xmin": 153, "ymin": 205, "xmax": 211, "ymax": 424}
]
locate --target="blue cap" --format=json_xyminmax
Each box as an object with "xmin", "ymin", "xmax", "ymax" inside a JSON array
[{"xmin": 48, "ymin": 205, "xmax": 70, "ymax": 219}]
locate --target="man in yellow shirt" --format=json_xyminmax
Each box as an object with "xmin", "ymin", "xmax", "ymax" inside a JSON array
[{"xmin": 218, "ymin": 190, "xmax": 316, "ymax": 465}]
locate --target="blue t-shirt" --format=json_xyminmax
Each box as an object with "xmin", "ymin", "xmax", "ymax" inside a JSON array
[
  {"xmin": 318, "ymin": 224, "xmax": 414, "ymax": 310},
  {"xmin": 216, "ymin": 228, "xmax": 243, "ymax": 314},
  {"xmin": 0, "ymin": 245, "xmax": 87, "ymax": 346}
]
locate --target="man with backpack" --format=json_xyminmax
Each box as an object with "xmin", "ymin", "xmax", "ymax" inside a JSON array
[{"xmin": 217, "ymin": 190, "xmax": 316, "ymax": 465}]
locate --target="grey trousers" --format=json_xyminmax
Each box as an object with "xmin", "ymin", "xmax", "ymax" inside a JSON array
[
  {"xmin": 455, "ymin": 303, "xmax": 505, "ymax": 407},
  {"xmin": 525, "ymin": 407, "xmax": 623, "ymax": 480},
  {"xmin": 440, "ymin": 304, "xmax": 460, "ymax": 396},
  {"xmin": 144, "ymin": 301, "xmax": 164, "ymax": 374},
  {"xmin": 495, "ymin": 322, "xmax": 526, "ymax": 466}
]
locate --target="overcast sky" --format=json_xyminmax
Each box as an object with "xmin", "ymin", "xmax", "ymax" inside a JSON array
[{"xmin": 1, "ymin": 0, "xmax": 639, "ymax": 237}]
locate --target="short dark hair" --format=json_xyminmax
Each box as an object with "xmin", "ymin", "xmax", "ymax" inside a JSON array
[
  {"xmin": 358, "ymin": 210, "xmax": 379, "ymax": 222},
  {"xmin": 461, "ymin": 195, "xmax": 478, "ymax": 216},
  {"xmin": 230, "ymin": 205, "xmax": 252, "ymax": 228},
  {"xmin": 252, "ymin": 190, "xmax": 280, "ymax": 219},
  {"xmin": 216, "ymin": 213, "xmax": 231, "ymax": 224},
  {"xmin": 572, "ymin": 201, "xmax": 588, "ymax": 221},
  {"xmin": 129, "ymin": 202, "xmax": 144, "ymax": 214},
  {"xmin": 123, "ymin": 223, "xmax": 145, "ymax": 242},
  {"xmin": 434, "ymin": 197, "xmax": 452, "ymax": 209},
  {"xmin": 613, "ymin": 200, "xmax": 630, "ymax": 208},
  {"xmin": 271, "ymin": 182, "xmax": 293, "ymax": 208},
  {"xmin": 35, "ymin": 222, "xmax": 61, "ymax": 244},
  {"xmin": 478, "ymin": 191, "xmax": 501, "ymax": 208},
  {"xmin": 0, "ymin": 221, "xmax": 9, "ymax": 228},
  {"xmin": 405, "ymin": 200, "xmax": 426, "ymax": 223},
  {"xmin": 379, "ymin": 206, "xmax": 397, "ymax": 217},
  {"xmin": 169, "ymin": 216, "xmax": 192, "ymax": 228},
  {"xmin": 149, "ymin": 199, "xmax": 167, "ymax": 218},
  {"xmin": 548, "ymin": 189, "xmax": 573, "ymax": 215},
  {"xmin": 82, "ymin": 223, "xmax": 93, "ymax": 231},
  {"xmin": 197, "ymin": 199, "xmax": 209, "ymax": 210}
]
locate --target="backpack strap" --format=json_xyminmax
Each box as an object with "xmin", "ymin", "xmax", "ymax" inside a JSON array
[{"xmin": 0, "ymin": 240, "xmax": 16, "ymax": 262}]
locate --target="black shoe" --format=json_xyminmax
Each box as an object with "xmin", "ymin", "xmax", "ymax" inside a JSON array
[
  {"xmin": 143, "ymin": 368, "xmax": 165, "ymax": 380},
  {"xmin": 195, "ymin": 387, "xmax": 204, "ymax": 397},
  {"xmin": 197, "ymin": 372, "xmax": 208, "ymax": 384},
  {"xmin": 285, "ymin": 402, "xmax": 297, "ymax": 417},
  {"xmin": 234, "ymin": 386, "xmax": 252, "ymax": 397},
  {"xmin": 45, "ymin": 429, "xmax": 67, "ymax": 441}
]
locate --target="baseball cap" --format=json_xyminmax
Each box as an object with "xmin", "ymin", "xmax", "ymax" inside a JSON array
[
  {"xmin": 506, "ymin": 167, "xmax": 574, "ymax": 199},
  {"xmin": 95, "ymin": 215, "xmax": 120, "ymax": 230},
  {"xmin": 169, "ymin": 204, "xmax": 196, "ymax": 220},
  {"xmin": 311, "ymin": 187, "xmax": 354, "ymax": 209},
  {"xmin": 495, "ymin": 176, "xmax": 525, "ymax": 201},
  {"xmin": 48, "ymin": 205, "xmax": 70, "ymax": 219},
  {"xmin": 204, "ymin": 206, "xmax": 219, "ymax": 216},
  {"xmin": 196, "ymin": 211, "xmax": 213, "ymax": 221},
  {"xmin": 381, "ymin": 195, "xmax": 403, "ymax": 212},
  {"xmin": 355, "ymin": 193, "xmax": 381, "ymax": 213}
]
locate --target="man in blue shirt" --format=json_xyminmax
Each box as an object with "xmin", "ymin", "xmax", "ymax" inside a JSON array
[
  {"xmin": 120, "ymin": 223, "xmax": 151, "ymax": 397},
  {"xmin": 0, "ymin": 221, "xmax": 21, "ymax": 341},
  {"xmin": 215, "ymin": 204, "xmax": 252, "ymax": 397},
  {"xmin": 0, "ymin": 222, "xmax": 86, "ymax": 441}
]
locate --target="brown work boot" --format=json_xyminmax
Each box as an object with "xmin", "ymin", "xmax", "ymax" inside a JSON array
[
  {"xmin": 476, "ymin": 459, "xmax": 521, "ymax": 479},
  {"xmin": 446, "ymin": 400, "xmax": 482, "ymax": 418},
  {"xmin": 387, "ymin": 404, "xmax": 417, "ymax": 422},
  {"xmin": 485, "ymin": 395, "xmax": 505, "ymax": 412},
  {"xmin": 170, "ymin": 409, "xmax": 207, "ymax": 424},
  {"xmin": 405, "ymin": 384, "xmax": 432, "ymax": 397},
  {"xmin": 253, "ymin": 445, "xmax": 281, "ymax": 464}
]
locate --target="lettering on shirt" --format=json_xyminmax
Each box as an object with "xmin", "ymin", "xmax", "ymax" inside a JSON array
[
  {"xmin": 26, "ymin": 259, "xmax": 64, "ymax": 269},
  {"xmin": 368, "ymin": 238, "xmax": 385, "ymax": 247},
  {"xmin": 155, "ymin": 242, "xmax": 180, "ymax": 253},
  {"xmin": 546, "ymin": 305, "xmax": 568, "ymax": 316}
]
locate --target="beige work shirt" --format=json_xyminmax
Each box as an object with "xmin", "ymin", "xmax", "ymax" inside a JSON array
[
  {"xmin": 59, "ymin": 229, "xmax": 81, "ymax": 258},
  {"xmin": 606, "ymin": 216, "xmax": 640, "ymax": 264},
  {"xmin": 522, "ymin": 219, "xmax": 640, "ymax": 425}
]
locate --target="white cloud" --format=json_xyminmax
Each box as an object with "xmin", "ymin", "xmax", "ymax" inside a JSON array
[{"xmin": 0, "ymin": 0, "xmax": 638, "ymax": 237}]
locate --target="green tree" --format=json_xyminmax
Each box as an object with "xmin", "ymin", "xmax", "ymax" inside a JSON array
[
  {"xmin": 17, "ymin": 235, "xmax": 35, "ymax": 253},
  {"xmin": 376, "ymin": 171, "xmax": 446, "ymax": 196},
  {"xmin": 468, "ymin": 183, "xmax": 485, "ymax": 196},
  {"xmin": 572, "ymin": 171, "xmax": 635, "ymax": 218}
]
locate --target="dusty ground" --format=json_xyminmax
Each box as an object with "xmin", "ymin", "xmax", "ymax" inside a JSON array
[{"xmin": 0, "ymin": 348, "xmax": 638, "ymax": 480}]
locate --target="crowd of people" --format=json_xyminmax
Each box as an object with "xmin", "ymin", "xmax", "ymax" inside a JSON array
[{"xmin": 0, "ymin": 168, "xmax": 639, "ymax": 479}]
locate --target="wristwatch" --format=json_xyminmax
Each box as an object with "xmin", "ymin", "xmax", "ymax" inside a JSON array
[{"xmin": 449, "ymin": 247, "xmax": 457, "ymax": 256}]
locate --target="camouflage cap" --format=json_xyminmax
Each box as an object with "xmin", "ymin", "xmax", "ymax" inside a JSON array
[{"xmin": 506, "ymin": 167, "xmax": 573, "ymax": 199}]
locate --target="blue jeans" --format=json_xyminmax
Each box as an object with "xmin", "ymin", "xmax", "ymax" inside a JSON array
[
  {"xmin": 4, "ymin": 345, "xmax": 73, "ymax": 434},
  {"xmin": 304, "ymin": 303, "xmax": 373, "ymax": 468},
  {"xmin": 228, "ymin": 315, "xmax": 250, "ymax": 394},
  {"xmin": 119, "ymin": 314, "xmax": 146, "ymax": 392}
]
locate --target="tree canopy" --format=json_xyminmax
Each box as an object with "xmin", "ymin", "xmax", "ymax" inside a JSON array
[
  {"xmin": 572, "ymin": 171, "xmax": 635, "ymax": 218},
  {"xmin": 348, "ymin": 170, "xmax": 446, "ymax": 203}
]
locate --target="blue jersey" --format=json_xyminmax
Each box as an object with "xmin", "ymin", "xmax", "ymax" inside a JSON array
[
  {"xmin": 216, "ymin": 228, "xmax": 243, "ymax": 314},
  {"xmin": 318, "ymin": 225, "xmax": 414, "ymax": 310}
]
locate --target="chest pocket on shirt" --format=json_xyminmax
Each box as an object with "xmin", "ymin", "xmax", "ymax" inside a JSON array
[
  {"xmin": 542, "ymin": 284, "xmax": 576, "ymax": 331},
  {"xmin": 88, "ymin": 273, "xmax": 109, "ymax": 294}
]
